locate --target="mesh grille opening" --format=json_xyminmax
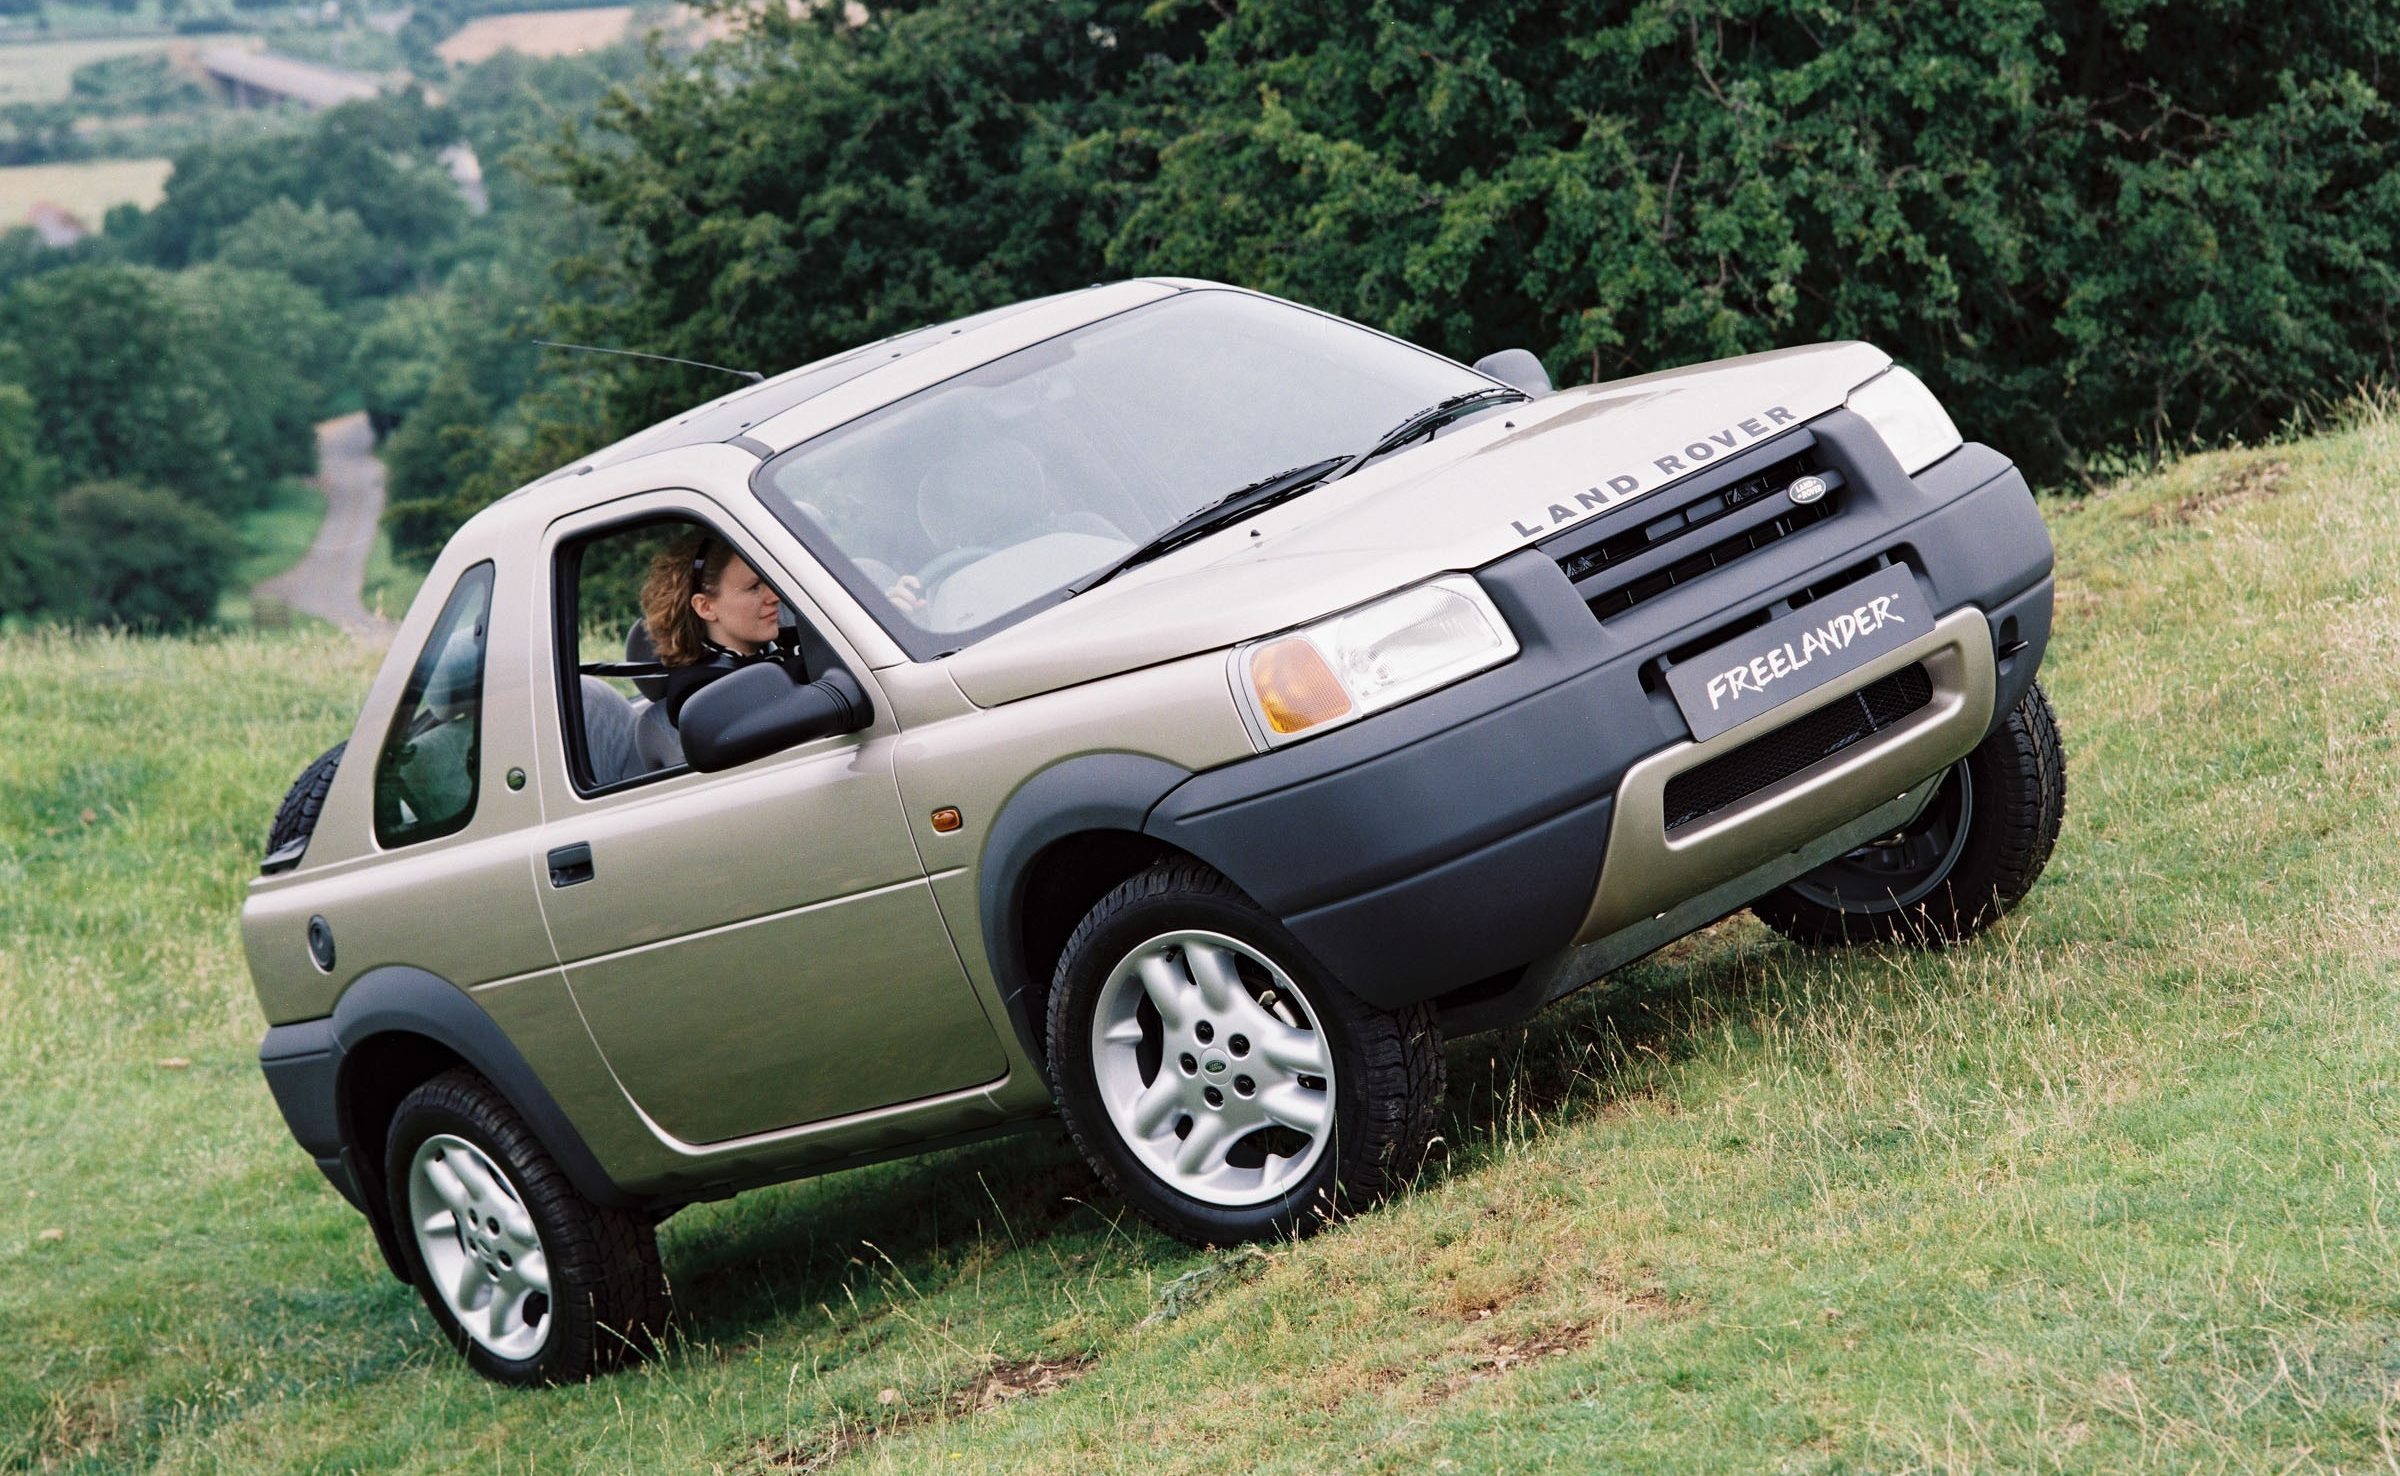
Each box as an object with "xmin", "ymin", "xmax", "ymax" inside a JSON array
[
  {"xmin": 1544, "ymin": 443, "xmax": 1836, "ymax": 621},
  {"xmin": 1662, "ymin": 664, "xmax": 1935, "ymax": 831}
]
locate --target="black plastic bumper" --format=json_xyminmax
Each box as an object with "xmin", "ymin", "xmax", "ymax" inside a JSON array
[{"xmin": 1146, "ymin": 416, "xmax": 2054, "ymax": 1012}]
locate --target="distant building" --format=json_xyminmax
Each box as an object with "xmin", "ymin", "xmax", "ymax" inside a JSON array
[
  {"xmin": 441, "ymin": 142, "xmax": 488, "ymax": 216},
  {"xmin": 25, "ymin": 202, "xmax": 87, "ymax": 249},
  {"xmin": 198, "ymin": 48, "xmax": 385, "ymax": 111}
]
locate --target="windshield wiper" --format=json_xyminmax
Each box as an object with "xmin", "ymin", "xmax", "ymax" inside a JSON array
[
  {"xmin": 1321, "ymin": 385, "xmax": 1527, "ymax": 486},
  {"xmin": 1066, "ymin": 455, "xmax": 1350, "ymax": 595}
]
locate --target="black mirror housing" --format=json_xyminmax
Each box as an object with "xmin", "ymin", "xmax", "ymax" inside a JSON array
[
  {"xmin": 679, "ymin": 662, "xmax": 872, "ymax": 772},
  {"xmin": 1472, "ymin": 347, "xmax": 1553, "ymax": 398}
]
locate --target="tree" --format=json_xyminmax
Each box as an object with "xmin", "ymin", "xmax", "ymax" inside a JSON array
[
  {"xmin": 0, "ymin": 382, "xmax": 57, "ymax": 616},
  {"xmin": 214, "ymin": 199, "xmax": 397, "ymax": 305},
  {"xmin": 0, "ymin": 263, "xmax": 243, "ymax": 510},
  {"xmin": 536, "ymin": 0, "xmax": 1210, "ymax": 446},
  {"xmin": 133, "ymin": 92, "xmax": 466, "ymax": 272},
  {"xmin": 171, "ymin": 265, "xmax": 342, "ymax": 496},
  {"xmin": 0, "ymin": 262, "xmax": 337, "ymax": 515},
  {"xmin": 380, "ymin": 364, "xmax": 496, "ymax": 563},
  {"xmin": 42, "ymin": 481, "xmax": 239, "ymax": 630}
]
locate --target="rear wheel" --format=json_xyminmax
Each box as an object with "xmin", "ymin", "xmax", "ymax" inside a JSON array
[
  {"xmin": 1753, "ymin": 680, "xmax": 2065, "ymax": 947},
  {"xmin": 384, "ymin": 1068, "xmax": 668, "ymax": 1385},
  {"xmin": 1046, "ymin": 862, "xmax": 1442, "ymax": 1244}
]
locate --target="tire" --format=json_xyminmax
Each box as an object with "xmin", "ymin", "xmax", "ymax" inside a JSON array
[
  {"xmin": 264, "ymin": 741, "xmax": 344, "ymax": 867},
  {"xmin": 383, "ymin": 1067, "xmax": 669, "ymax": 1386},
  {"xmin": 1753, "ymin": 679, "xmax": 2066, "ymax": 948},
  {"xmin": 1045, "ymin": 861, "xmax": 1443, "ymax": 1245}
]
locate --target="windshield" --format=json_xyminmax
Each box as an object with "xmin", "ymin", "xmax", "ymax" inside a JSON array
[{"xmin": 751, "ymin": 290, "xmax": 1489, "ymax": 658}]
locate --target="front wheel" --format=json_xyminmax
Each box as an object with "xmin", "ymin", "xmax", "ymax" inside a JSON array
[
  {"xmin": 1046, "ymin": 862, "xmax": 1443, "ymax": 1245},
  {"xmin": 1752, "ymin": 679, "xmax": 2066, "ymax": 948},
  {"xmin": 384, "ymin": 1068, "xmax": 669, "ymax": 1385}
]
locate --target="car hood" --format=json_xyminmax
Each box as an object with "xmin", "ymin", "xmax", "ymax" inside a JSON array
[{"xmin": 943, "ymin": 340, "xmax": 1893, "ymax": 707}]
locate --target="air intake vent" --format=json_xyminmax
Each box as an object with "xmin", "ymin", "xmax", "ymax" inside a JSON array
[
  {"xmin": 1662, "ymin": 664, "xmax": 1934, "ymax": 831},
  {"xmin": 1541, "ymin": 438, "xmax": 1845, "ymax": 623}
]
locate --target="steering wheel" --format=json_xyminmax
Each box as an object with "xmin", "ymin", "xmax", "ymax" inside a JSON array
[{"xmin": 913, "ymin": 545, "xmax": 993, "ymax": 595}]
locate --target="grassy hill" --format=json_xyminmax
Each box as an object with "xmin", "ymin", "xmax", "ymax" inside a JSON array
[{"xmin": 4, "ymin": 412, "xmax": 2398, "ymax": 1473}]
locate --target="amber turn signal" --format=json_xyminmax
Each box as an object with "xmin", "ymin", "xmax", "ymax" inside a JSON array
[
  {"xmin": 930, "ymin": 807, "xmax": 962, "ymax": 833},
  {"xmin": 1249, "ymin": 637, "xmax": 1353, "ymax": 735}
]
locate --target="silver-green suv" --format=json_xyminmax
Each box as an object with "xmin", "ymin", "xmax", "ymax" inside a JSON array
[{"xmin": 247, "ymin": 280, "xmax": 2063, "ymax": 1384}]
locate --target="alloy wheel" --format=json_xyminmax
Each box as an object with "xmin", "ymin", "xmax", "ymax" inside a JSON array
[{"xmin": 1089, "ymin": 930, "xmax": 1336, "ymax": 1207}]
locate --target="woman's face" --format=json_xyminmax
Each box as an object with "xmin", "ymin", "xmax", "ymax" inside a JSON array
[{"xmin": 692, "ymin": 556, "xmax": 782, "ymax": 653}]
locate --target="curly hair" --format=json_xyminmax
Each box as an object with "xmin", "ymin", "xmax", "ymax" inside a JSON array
[{"xmin": 639, "ymin": 533, "xmax": 741, "ymax": 667}]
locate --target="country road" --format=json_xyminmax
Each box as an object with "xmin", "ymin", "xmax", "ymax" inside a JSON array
[{"xmin": 254, "ymin": 412, "xmax": 396, "ymax": 639}]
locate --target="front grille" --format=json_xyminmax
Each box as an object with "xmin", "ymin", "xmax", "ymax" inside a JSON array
[
  {"xmin": 1661, "ymin": 664, "xmax": 1934, "ymax": 831},
  {"xmin": 1544, "ymin": 439, "xmax": 1839, "ymax": 622},
  {"xmin": 1585, "ymin": 499, "xmax": 1836, "ymax": 618}
]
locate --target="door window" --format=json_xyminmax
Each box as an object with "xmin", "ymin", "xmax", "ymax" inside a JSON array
[
  {"xmin": 553, "ymin": 516, "xmax": 840, "ymax": 794},
  {"xmin": 373, "ymin": 562, "xmax": 495, "ymax": 847}
]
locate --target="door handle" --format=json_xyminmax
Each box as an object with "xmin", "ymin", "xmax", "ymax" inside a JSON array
[{"xmin": 547, "ymin": 842, "xmax": 594, "ymax": 888}]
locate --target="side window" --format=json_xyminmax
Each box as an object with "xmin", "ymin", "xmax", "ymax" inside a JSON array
[
  {"xmin": 554, "ymin": 516, "xmax": 837, "ymax": 795},
  {"xmin": 373, "ymin": 562, "xmax": 496, "ymax": 847}
]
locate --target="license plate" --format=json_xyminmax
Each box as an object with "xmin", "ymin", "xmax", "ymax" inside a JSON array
[{"xmin": 1665, "ymin": 566, "xmax": 1932, "ymax": 743}]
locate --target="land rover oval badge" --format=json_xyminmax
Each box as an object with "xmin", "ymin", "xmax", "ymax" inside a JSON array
[{"xmin": 1787, "ymin": 474, "xmax": 1828, "ymax": 506}]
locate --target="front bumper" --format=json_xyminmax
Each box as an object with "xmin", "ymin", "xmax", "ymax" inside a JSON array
[{"xmin": 1145, "ymin": 413, "xmax": 2053, "ymax": 1020}]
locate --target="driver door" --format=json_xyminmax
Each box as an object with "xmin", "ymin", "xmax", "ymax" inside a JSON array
[{"xmin": 529, "ymin": 492, "xmax": 1005, "ymax": 1146}]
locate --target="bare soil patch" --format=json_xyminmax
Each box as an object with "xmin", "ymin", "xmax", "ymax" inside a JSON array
[
  {"xmin": 741, "ymin": 1354, "xmax": 1096, "ymax": 1472},
  {"xmin": 2147, "ymin": 456, "xmax": 2290, "ymax": 524}
]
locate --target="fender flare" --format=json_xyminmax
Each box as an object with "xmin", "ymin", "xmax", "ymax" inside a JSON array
[
  {"xmin": 330, "ymin": 965, "xmax": 638, "ymax": 1220},
  {"xmin": 975, "ymin": 753, "xmax": 1193, "ymax": 1066}
]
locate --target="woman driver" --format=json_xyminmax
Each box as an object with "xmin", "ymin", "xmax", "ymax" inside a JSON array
[{"xmin": 639, "ymin": 535, "xmax": 802, "ymax": 724}]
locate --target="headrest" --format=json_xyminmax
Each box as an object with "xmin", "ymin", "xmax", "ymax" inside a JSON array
[{"xmin": 624, "ymin": 617, "xmax": 668, "ymax": 701}]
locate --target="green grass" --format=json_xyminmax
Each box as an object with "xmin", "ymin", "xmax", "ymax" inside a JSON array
[
  {"xmin": 360, "ymin": 526, "xmax": 425, "ymax": 624},
  {"xmin": 215, "ymin": 477, "xmax": 327, "ymax": 628},
  {"xmin": 4, "ymin": 412, "xmax": 2399, "ymax": 1472}
]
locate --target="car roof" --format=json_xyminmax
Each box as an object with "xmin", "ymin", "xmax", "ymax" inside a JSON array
[{"xmin": 507, "ymin": 279, "xmax": 1213, "ymax": 500}]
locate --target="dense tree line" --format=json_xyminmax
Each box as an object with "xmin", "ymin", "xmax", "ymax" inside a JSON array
[
  {"xmin": 379, "ymin": 0, "xmax": 2400, "ymax": 561},
  {"xmin": 0, "ymin": 47, "xmax": 626, "ymax": 628}
]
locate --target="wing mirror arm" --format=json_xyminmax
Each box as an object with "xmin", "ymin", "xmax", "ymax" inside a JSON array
[
  {"xmin": 679, "ymin": 662, "xmax": 873, "ymax": 773},
  {"xmin": 1471, "ymin": 348, "xmax": 1553, "ymax": 398}
]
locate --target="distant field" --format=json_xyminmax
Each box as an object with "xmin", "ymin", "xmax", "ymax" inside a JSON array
[
  {"xmin": 0, "ymin": 34, "xmax": 252, "ymax": 104},
  {"xmin": 0, "ymin": 156, "xmax": 171, "ymax": 229},
  {"xmin": 434, "ymin": 5, "xmax": 631, "ymax": 63}
]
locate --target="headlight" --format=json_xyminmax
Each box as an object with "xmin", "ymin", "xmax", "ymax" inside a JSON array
[
  {"xmin": 1846, "ymin": 366, "xmax": 1961, "ymax": 475},
  {"xmin": 1236, "ymin": 575, "xmax": 1518, "ymax": 745}
]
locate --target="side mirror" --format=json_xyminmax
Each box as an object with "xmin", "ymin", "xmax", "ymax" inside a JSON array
[
  {"xmin": 1472, "ymin": 348, "xmax": 1553, "ymax": 398},
  {"xmin": 679, "ymin": 662, "xmax": 872, "ymax": 772}
]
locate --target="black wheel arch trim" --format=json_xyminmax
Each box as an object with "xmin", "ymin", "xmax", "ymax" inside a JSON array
[
  {"xmin": 260, "ymin": 965, "xmax": 642, "ymax": 1281},
  {"xmin": 975, "ymin": 753, "xmax": 1194, "ymax": 1070}
]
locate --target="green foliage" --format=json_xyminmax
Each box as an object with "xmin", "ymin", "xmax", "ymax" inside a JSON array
[
  {"xmin": 40, "ymin": 479, "xmax": 239, "ymax": 628},
  {"xmin": 533, "ymin": 0, "xmax": 1209, "ymax": 447},
  {"xmin": 0, "ymin": 261, "xmax": 337, "ymax": 518},
  {"xmin": 130, "ymin": 91, "xmax": 464, "ymax": 272},
  {"xmin": 66, "ymin": 51, "xmax": 203, "ymax": 115},
  {"xmin": 212, "ymin": 198, "xmax": 395, "ymax": 305},
  {"xmin": 0, "ymin": 381, "xmax": 56, "ymax": 614},
  {"xmin": 512, "ymin": 0, "xmax": 2400, "ymax": 504},
  {"xmin": 379, "ymin": 363, "xmax": 494, "ymax": 563},
  {"xmin": 171, "ymin": 264, "xmax": 343, "ymax": 489},
  {"xmin": 1106, "ymin": 1, "xmax": 2400, "ymax": 483}
]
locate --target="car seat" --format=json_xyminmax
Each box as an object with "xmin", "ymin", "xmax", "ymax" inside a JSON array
[
  {"xmin": 579, "ymin": 676, "xmax": 650, "ymax": 786},
  {"xmin": 621, "ymin": 619, "xmax": 685, "ymax": 769}
]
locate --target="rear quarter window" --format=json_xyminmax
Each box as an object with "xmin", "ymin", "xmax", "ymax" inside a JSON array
[{"xmin": 373, "ymin": 562, "xmax": 496, "ymax": 847}]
